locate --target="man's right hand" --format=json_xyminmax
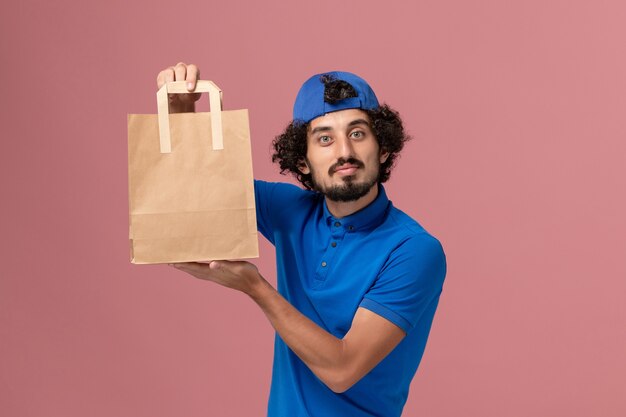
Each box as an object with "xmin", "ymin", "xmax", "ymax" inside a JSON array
[{"xmin": 156, "ymin": 62, "xmax": 201, "ymax": 113}]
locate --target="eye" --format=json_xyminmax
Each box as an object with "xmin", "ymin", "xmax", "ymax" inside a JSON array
[
  {"xmin": 318, "ymin": 135, "xmax": 333, "ymax": 145},
  {"xmin": 350, "ymin": 130, "xmax": 365, "ymax": 139}
]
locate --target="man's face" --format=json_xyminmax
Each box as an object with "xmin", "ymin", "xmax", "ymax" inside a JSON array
[{"xmin": 299, "ymin": 109, "xmax": 389, "ymax": 202}]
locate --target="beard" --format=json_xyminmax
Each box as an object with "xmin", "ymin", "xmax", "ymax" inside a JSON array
[{"xmin": 308, "ymin": 157, "xmax": 380, "ymax": 202}]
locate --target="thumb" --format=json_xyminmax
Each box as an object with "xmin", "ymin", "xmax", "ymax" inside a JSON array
[
  {"xmin": 209, "ymin": 260, "xmax": 223, "ymax": 270},
  {"xmin": 209, "ymin": 260, "xmax": 235, "ymax": 271}
]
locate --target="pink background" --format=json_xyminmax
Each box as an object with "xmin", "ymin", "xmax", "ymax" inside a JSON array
[{"xmin": 2, "ymin": 1, "xmax": 625, "ymax": 416}]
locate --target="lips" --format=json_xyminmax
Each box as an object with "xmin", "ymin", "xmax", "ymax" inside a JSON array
[
  {"xmin": 328, "ymin": 158, "xmax": 365, "ymax": 176},
  {"xmin": 334, "ymin": 165, "xmax": 359, "ymax": 175}
]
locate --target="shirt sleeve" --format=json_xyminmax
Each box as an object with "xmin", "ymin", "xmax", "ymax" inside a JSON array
[
  {"xmin": 360, "ymin": 234, "xmax": 447, "ymax": 334},
  {"xmin": 254, "ymin": 180, "xmax": 276, "ymax": 244},
  {"xmin": 254, "ymin": 180, "xmax": 310, "ymax": 245}
]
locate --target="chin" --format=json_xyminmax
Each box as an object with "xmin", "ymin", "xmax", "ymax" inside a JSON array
[{"xmin": 321, "ymin": 180, "xmax": 377, "ymax": 202}]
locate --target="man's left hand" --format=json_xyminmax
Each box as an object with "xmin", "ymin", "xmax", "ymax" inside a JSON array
[{"xmin": 170, "ymin": 261, "xmax": 263, "ymax": 295}]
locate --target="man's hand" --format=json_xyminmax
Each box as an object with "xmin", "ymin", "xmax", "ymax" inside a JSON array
[
  {"xmin": 156, "ymin": 62, "xmax": 202, "ymax": 113},
  {"xmin": 170, "ymin": 260, "xmax": 264, "ymax": 295}
]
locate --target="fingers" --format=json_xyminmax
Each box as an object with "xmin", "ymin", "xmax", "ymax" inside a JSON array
[
  {"xmin": 156, "ymin": 67, "xmax": 174, "ymax": 89},
  {"xmin": 169, "ymin": 260, "xmax": 261, "ymax": 295},
  {"xmin": 170, "ymin": 262, "xmax": 207, "ymax": 273},
  {"xmin": 169, "ymin": 261, "xmax": 230, "ymax": 286},
  {"xmin": 209, "ymin": 260, "xmax": 253, "ymax": 273},
  {"xmin": 186, "ymin": 64, "xmax": 199, "ymax": 91},
  {"xmin": 170, "ymin": 260, "xmax": 250, "ymax": 277},
  {"xmin": 173, "ymin": 62, "xmax": 187, "ymax": 84},
  {"xmin": 156, "ymin": 62, "xmax": 202, "ymax": 112},
  {"xmin": 156, "ymin": 62, "xmax": 200, "ymax": 91},
  {"xmin": 209, "ymin": 260, "xmax": 228, "ymax": 270},
  {"xmin": 170, "ymin": 261, "xmax": 226, "ymax": 276}
]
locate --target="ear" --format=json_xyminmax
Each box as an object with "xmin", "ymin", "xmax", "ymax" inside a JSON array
[
  {"xmin": 297, "ymin": 159, "xmax": 310, "ymax": 174},
  {"xmin": 379, "ymin": 149, "xmax": 390, "ymax": 164}
]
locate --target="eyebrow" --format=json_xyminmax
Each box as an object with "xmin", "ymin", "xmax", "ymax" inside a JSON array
[
  {"xmin": 348, "ymin": 119, "xmax": 371, "ymax": 128},
  {"xmin": 310, "ymin": 125, "xmax": 332, "ymax": 134},
  {"xmin": 310, "ymin": 118, "xmax": 371, "ymax": 134}
]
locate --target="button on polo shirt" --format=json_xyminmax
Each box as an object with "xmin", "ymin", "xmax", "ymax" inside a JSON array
[
  {"xmin": 310, "ymin": 194, "xmax": 388, "ymax": 289},
  {"xmin": 254, "ymin": 180, "xmax": 446, "ymax": 417}
]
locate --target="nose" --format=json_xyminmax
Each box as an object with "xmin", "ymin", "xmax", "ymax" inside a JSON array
[{"xmin": 336, "ymin": 134, "xmax": 355, "ymax": 159}]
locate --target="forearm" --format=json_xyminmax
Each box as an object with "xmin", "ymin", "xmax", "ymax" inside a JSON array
[
  {"xmin": 171, "ymin": 260, "xmax": 403, "ymax": 393},
  {"xmin": 248, "ymin": 278, "xmax": 350, "ymax": 392}
]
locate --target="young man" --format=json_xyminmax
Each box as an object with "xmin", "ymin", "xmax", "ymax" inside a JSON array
[{"xmin": 158, "ymin": 63, "xmax": 446, "ymax": 417}]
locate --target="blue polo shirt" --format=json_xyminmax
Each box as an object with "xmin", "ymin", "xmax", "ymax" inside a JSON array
[{"xmin": 254, "ymin": 180, "xmax": 446, "ymax": 417}]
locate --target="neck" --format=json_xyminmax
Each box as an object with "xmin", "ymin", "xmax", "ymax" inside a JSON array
[{"xmin": 325, "ymin": 184, "xmax": 379, "ymax": 218}]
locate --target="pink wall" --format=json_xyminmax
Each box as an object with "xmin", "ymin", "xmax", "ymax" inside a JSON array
[{"xmin": 2, "ymin": 1, "xmax": 625, "ymax": 416}]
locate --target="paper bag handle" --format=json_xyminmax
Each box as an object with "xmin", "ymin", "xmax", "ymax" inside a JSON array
[{"xmin": 156, "ymin": 80, "xmax": 224, "ymax": 153}]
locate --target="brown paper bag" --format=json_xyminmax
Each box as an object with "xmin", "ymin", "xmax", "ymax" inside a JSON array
[{"xmin": 127, "ymin": 80, "xmax": 258, "ymax": 264}]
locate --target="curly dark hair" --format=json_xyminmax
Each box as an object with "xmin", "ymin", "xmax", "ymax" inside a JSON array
[{"xmin": 272, "ymin": 76, "xmax": 410, "ymax": 190}]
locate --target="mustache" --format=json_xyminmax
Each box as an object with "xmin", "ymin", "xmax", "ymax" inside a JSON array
[{"xmin": 328, "ymin": 157, "xmax": 365, "ymax": 175}]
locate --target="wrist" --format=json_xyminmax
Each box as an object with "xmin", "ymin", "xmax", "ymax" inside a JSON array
[{"xmin": 247, "ymin": 275, "xmax": 275, "ymax": 303}]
